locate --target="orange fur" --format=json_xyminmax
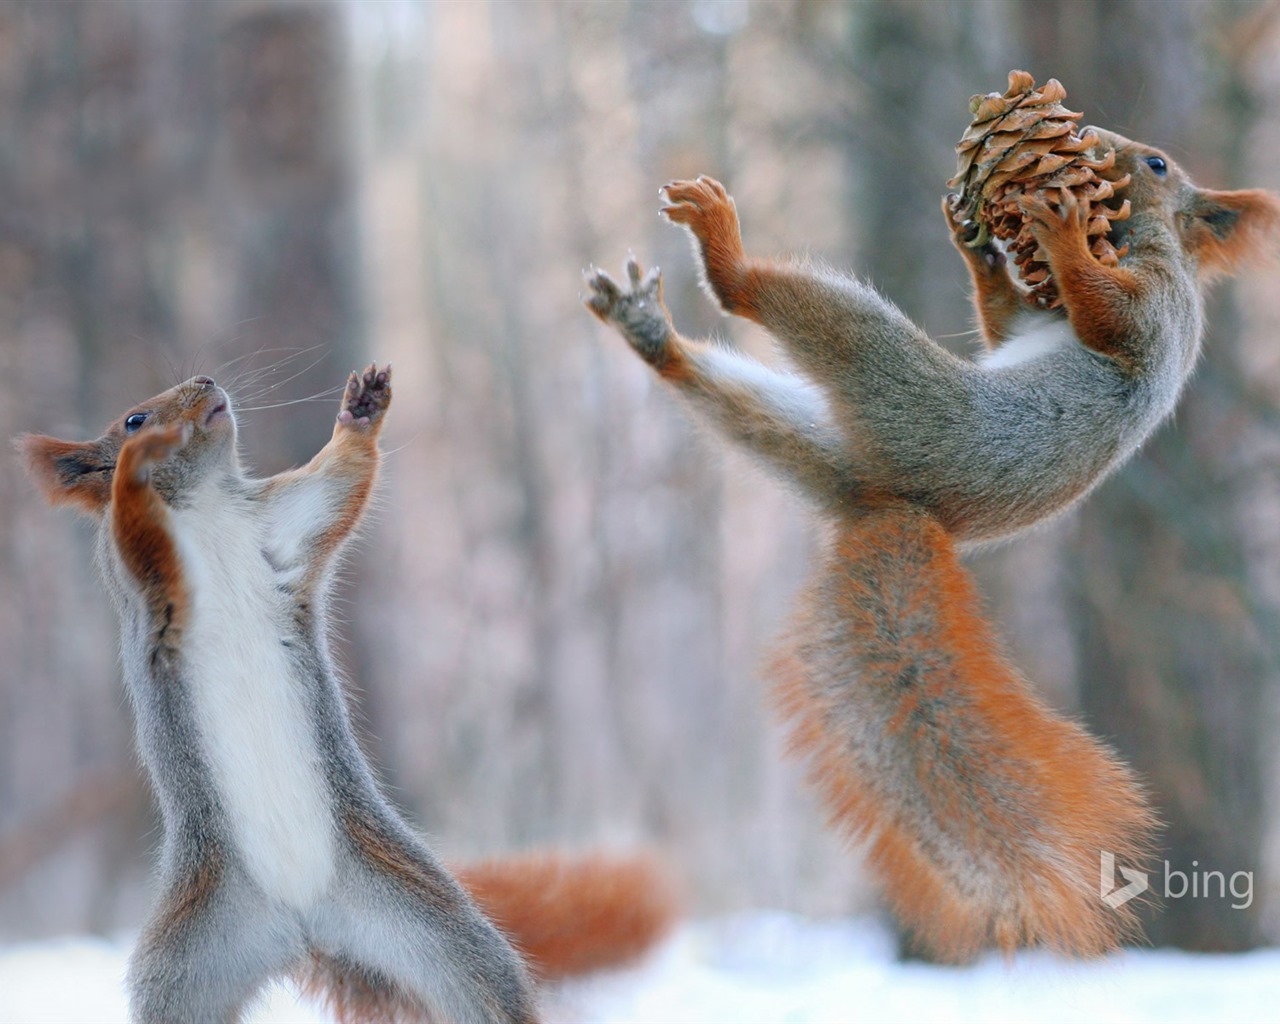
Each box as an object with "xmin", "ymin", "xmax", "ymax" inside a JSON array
[
  {"xmin": 663, "ymin": 176, "xmax": 764, "ymax": 321},
  {"xmin": 13, "ymin": 434, "xmax": 115, "ymax": 514},
  {"xmin": 772, "ymin": 506, "xmax": 1156, "ymax": 961},
  {"xmin": 1020, "ymin": 189, "xmax": 1147, "ymax": 369},
  {"xmin": 963, "ymin": 254, "xmax": 1025, "ymax": 346},
  {"xmin": 940, "ymin": 195, "xmax": 1027, "ymax": 346},
  {"xmin": 1186, "ymin": 187, "xmax": 1280, "ymax": 279},
  {"xmin": 653, "ymin": 339, "xmax": 697, "ymax": 383},
  {"xmin": 452, "ymin": 851, "xmax": 681, "ymax": 981},
  {"xmin": 109, "ymin": 423, "xmax": 192, "ymax": 626}
]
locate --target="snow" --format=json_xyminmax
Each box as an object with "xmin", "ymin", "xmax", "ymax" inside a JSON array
[{"xmin": 2, "ymin": 913, "xmax": 1278, "ymax": 1024}]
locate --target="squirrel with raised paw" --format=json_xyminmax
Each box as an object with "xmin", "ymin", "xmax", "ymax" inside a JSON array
[
  {"xmin": 586, "ymin": 128, "xmax": 1278, "ymax": 960},
  {"xmin": 18, "ymin": 367, "xmax": 676, "ymax": 1022}
]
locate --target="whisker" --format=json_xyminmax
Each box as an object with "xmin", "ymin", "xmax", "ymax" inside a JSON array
[
  {"xmin": 189, "ymin": 340, "xmax": 215, "ymax": 381},
  {"xmin": 236, "ymin": 385, "xmax": 347, "ymax": 413},
  {"xmin": 229, "ymin": 372, "xmax": 318, "ymax": 407},
  {"xmin": 160, "ymin": 348, "xmax": 182, "ymax": 388},
  {"xmin": 378, "ymin": 439, "xmax": 413, "ymax": 460},
  {"xmin": 215, "ymin": 344, "xmax": 323, "ymax": 380},
  {"xmin": 230, "ymin": 351, "xmax": 333, "ymax": 404},
  {"xmin": 260, "ymin": 351, "xmax": 333, "ymax": 388},
  {"xmin": 217, "ymin": 344, "xmax": 328, "ymax": 395}
]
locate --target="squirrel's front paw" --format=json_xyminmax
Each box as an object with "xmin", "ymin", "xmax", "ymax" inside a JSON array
[
  {"xmin": 661, "ymin": 176, "xmax": 755, "ymax": 315},
  {"xmin": 584, "ymin": 257, "xmax": 673, "ymax": 367},
  {"xmin": 661, "ymin": 176, "xmax": 746, "ymax": 256},
  {"xmin": 661, "ymin": 176, "xmax": 735, "ymax": 230},
  {"xmin": 338, "ymin": 363, "xmax": 392, "ymax": 429},
  {"xmin": 120, "ymin": 421, "xmax": 192, "ymax": 483},
  {"xmin": 943, "ymin": 194, "xmax": 1006, "ymax": 271},
  {"xmin": 1019, "ymin": 188, "xmax": 1089, "ymax": 248}
]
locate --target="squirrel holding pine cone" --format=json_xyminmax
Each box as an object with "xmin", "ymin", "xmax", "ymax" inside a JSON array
[{"xmin": 587, "ymin": 71, "xmax": 1280, "ymax": 961}]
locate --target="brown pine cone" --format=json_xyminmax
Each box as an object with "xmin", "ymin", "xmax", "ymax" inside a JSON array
[{"xmin": 947, "ymin": 70, "xmax": 1131, "ymax": 309}]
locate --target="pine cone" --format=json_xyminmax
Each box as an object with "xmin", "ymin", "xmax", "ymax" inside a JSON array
[{"xmin": 947, "ymin": 70, "xmax": 1131, "ymax": 309}]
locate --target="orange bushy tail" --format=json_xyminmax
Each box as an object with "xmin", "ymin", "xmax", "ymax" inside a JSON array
[
  {"xmin": 772, "ymin": 505, "xmax": 1157, "ymax": 962},
  {"xmin": 452, "ymin": 850, "xmax": 681, "ymax": 980}
]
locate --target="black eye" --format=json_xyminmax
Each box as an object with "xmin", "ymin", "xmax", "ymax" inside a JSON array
[
  {"xmin": 1145, "ymin": 156, "xmax": 1168, "ymax": 176},
  {"xmin": 125, "ymin": 413, "xmax": 149, "ymax": 432}
]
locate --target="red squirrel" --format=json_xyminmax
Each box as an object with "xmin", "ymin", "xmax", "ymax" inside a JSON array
[
  {"xmin": 585, "ymin": 130, "xmax": 1278, "ymax": 960},
  {"xmin": 18, "ymin": 367, "xmax": 676, "ymax": 1021}
]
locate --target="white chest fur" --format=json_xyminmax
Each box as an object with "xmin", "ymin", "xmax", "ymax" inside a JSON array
[
  {"xmin": 979, "ymin": 315, "xmax": 1079, "ymax": 369},
  {"xmin": 172, "ymin": 493, "xmax": 336, "ymax": 907}
]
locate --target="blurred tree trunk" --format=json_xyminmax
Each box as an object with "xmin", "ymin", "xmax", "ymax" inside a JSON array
[
  {"xmin": 211, "ymin": 2, "xmax": 362, "ymax": 469},
  {"xmin": 839, "ymin": 0, "xmax": 968, "ymax": 340}
]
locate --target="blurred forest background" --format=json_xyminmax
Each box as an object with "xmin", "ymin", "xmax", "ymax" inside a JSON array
[{"xmin": 1, "ymin": 0, "xmax": 1279, "ymax": 957}]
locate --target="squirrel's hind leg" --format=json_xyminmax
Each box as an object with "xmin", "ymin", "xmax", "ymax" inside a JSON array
[
  {"xmin": 127, "ymin": 856, "xmax": 303, "ymax": 1024},
  {"xmin": 310, "ymin": 820, "xmax": 538, "ymax": 1024},
  {"xmin": 294, "ymin": 951, "xmax": 412, "ymax": 1024}
]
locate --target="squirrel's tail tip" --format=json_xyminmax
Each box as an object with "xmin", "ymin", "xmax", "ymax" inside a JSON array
[{"xmin": 452, "ymin": 848, "xmax": 683, "ymax": 981}]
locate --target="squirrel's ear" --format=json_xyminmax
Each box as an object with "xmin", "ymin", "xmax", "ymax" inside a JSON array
[
  {"xmin": 14, "ymin": 433, "xmax": 114, "ymax": 514},
  {"xmin": 1184, "ymin": 188, "xmax": 1280, "ymax": 279}
]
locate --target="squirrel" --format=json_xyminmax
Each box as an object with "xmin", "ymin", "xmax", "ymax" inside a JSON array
[
  {"xmin": 17, "ymin": 366, "xmax": 677, "ymax": 1022},
  {"xmin": 584, "ymin": 129, "xmax": 1279, "ymax": 960}
]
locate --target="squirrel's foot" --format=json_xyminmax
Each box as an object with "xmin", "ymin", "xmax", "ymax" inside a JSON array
[
  {"xmin": 338, "ymin": 363, "xmax": 392, "ymax": 429},
  {"xmin": 584, "ymin": 256, "xmax": 674, "ymax": 368},
  {"xmin": 661, "ymin": 176, "xmax": 741, "ymax": 248},
  {"xmin": 943, "ymin": 194, "xmax": 1007, "ymax": 272},
  {"xmin": 1019, "ymin": 188, "xmax": 1091, "ymax": 254},
  {"xmin": 119, "ymin": 421, "xmax": 192, "ymax": 484},
  {"xmin": 661, "ymin": 176, "xmax": 754, "ymax": 316}
]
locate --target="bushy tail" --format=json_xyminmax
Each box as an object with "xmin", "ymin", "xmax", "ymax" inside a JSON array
[
  {"xmin": 772, "ymin": 505, "xmax": 1157, "ymax": 962},
  {"xmin": 452, "ymin": 850, "xmax": 681, "ymax": 980}
]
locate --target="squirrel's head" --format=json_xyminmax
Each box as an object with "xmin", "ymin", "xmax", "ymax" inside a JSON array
[
  {"xmin": 16, "ymin": 376, "xmax": 238, "ymax": 515},
  {"xmin": 1089, "ymin": 126, "xmax": 1280, "ymax": 280}
]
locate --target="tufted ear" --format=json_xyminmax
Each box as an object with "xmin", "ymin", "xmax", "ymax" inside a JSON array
[
  {"xmin": 1184, "ymin": 188, "xmax": 1280, "ymax": 280},
  {"xmin": 14, "ymin": 433, "xmax": 115, "ymax": 515}
]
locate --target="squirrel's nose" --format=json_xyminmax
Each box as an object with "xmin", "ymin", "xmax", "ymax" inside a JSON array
[{"xmin": 193, "ymin": 376, "xmax": 216, "ymax": 388}]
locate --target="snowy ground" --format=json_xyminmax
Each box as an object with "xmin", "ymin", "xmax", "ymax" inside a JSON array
[{"xmin": 3, "ymin": 913, "xmax": 1278, "ymax": 1023}]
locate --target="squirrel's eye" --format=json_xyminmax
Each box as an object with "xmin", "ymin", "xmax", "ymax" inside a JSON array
[
  {"xmin": 125, "ymin": 413, "xmax": 149, "ymax": 432},
  {"xmin": 1145, "ymin": 156, "xmax": 1168, "ymax": 176}
]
